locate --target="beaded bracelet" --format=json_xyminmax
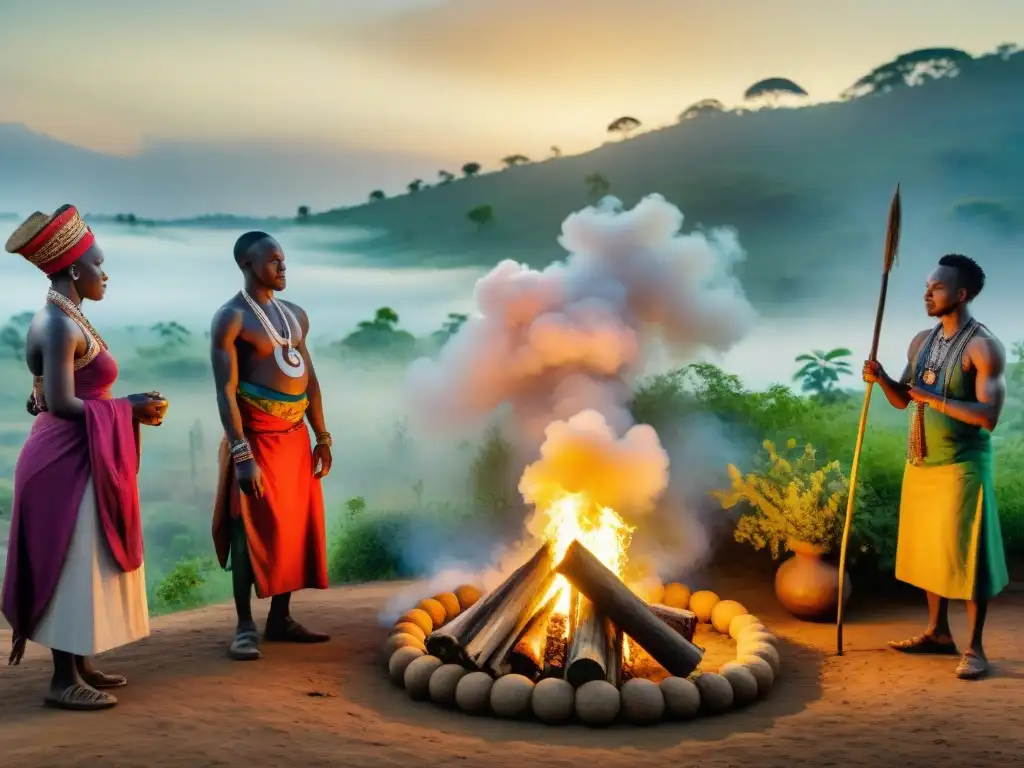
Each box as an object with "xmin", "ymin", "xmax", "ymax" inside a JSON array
[
  {"xmin": 232, "ymin": 449, "xmax": 254, "ymax": 465},
  {"xmin": 229, "ymin": 439, "xmax": 251, "ymax": 455},
  {"xmin": 315, "ymin": 431, "xmax": 332, "ymax": 447}
]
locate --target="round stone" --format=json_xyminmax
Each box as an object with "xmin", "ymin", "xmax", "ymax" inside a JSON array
[
  {"xmin": 398, "ymin": 608, "xmax": 434, "ymax": 636},
  {"xmin": 662, "ymin": 583, "xmax": 691, "ymax": 609},
  {"xmin": 389, "ymin": 622, "xmax": 426, "ymax": 642},
  {"xmin": 739, "ymin": 655, "xmax": 775, "ymax": 696},
  {"xmin": 455, "ymin": 671, "xmax": 494, "ymax": 714},
  {"xmin": 432, "ymin": 592, "xmax": 462, "ymax": 622},
  {"xmin": 490, "ymin": 674, "xmax": 535, "ymax": 719},
  {"xmin": 429, "ymin": 664, "xmax": 468, "ymax": 706},
  {"xmin": 738, "ymin": 630, "xmax": 777, "ymax": 653},
  {"xmin": 575, "ymin": 680, "xmax": 621, "ymax": 727},
  {"xmin": 388, "ymin": 646, "xmax": 424, "ymax": 686},
  {"xmin": 743, "ymin": 642, "xmax": 781, "ymax": 676},
  {"xmin": 689, "ymin": 591, "xmax": 721, "ymax": 623},
  {"xmin": 620, "ymin": 678, "xmax": 665, "ymax": 725},
  {"xmin": 416, "ymin": 598, "xmax": 446, "ymax": 628},
  {"xmin": 531, "ymin": 677, "xmax": 575, "ymax": 724},
  {"xmin": 382, "ymin": 632, "xmax": 425, "ymax": 664},
  {"xmin": 454, "ymin": 584, "xmax": 483, "ymax": 611},
  {"xmin": 719, "ymin": 662, "xmax": 759, "ymax": 706},
  {"xmin": 695, "ymin": 672, "xmax": 734, "ymax": 714},
  {"xmin": 660, "ymin": 676, "xmax": 701, "ymax": 720},
  {"xmin": 404, "ymin": 655, "xmax": 443, "ymax": 700},
  {"xmin": 711, "ymin": 600, "xmax": 748, "ymax": 635},
  {"xmin": 729, "ymin": 613, "xmax": 762, "ymax": 639}
]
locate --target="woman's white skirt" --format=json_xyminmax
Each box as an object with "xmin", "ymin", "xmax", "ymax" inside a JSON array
[{"xmin": 30, "ymin": 476, "xmax": 150, "ymax": 656}]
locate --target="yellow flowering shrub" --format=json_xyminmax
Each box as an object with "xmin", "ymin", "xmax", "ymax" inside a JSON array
[{"xmin": 711, "ymin": 438, "xmax": 848, "ymax": 558}]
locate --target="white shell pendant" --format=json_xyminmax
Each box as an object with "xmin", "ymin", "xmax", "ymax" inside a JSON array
[{"xmin": 275, "ymin": 344, "xmax": 306, "ymax": 378}]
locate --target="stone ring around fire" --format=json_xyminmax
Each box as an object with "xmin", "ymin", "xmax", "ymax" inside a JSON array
[{"xmin": 381, "ymin": 572, "xmax": 780, "ymax": 727}]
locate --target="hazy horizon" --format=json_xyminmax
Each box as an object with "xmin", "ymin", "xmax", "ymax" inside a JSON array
[{"xmin": 1, "ymin": 1, "xmax": 1022, "ymax": 215}]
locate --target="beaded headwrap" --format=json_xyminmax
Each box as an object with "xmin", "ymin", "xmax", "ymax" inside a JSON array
[{"xmin": 4, "ymin": 204, "xmax": 96, "ymax": 275}]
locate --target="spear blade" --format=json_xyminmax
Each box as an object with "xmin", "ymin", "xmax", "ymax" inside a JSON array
[{"xmin": 883, "ymin": 183, "xmax": 901, "ymax": 274}]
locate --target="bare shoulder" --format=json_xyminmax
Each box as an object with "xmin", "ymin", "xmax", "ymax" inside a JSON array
[
  {"xmin": 279, "ymin": 298, "xmax": 307, "ymax": 319},
  {"xmin": 908, "ymin": 328, "xmax": 931, "ymax": 356},
  {"xmin": 35, "ymin": 304, "xmax": 82, "ymax": 339},
  {"xmin": 210, "ymin": 299, "xmax": 244, "ymax": 337},
  {"xmin": 279, "ymin": 299, "xmax": 309, "ymax": 327},
  {"xmin": 969, "ymin": 327, "xmax": 1006, "ymax": 369}
]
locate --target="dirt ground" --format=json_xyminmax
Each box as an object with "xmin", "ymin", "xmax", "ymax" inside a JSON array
[{"xmin": 2, "ymin": 578, "xmax": 1023, "ymax": 768}]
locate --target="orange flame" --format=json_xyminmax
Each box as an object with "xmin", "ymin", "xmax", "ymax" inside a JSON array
[{"xmin": 539, "ymin": 491, "xmax": 634, "ymax": 619}]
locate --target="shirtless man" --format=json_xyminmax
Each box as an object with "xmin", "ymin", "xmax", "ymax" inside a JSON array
[
  {"xmin": 210, "ymin": 231, "xmax": 332, "ymax": 660},
  {"xmin": 862, "ymin": 253, "xmax": 1008, "ymax": 680}
]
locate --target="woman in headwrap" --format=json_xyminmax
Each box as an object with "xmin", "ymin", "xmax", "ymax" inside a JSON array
[{"xmin": 2, "ymin": 205, "xmax": 169, "ymax": 711}]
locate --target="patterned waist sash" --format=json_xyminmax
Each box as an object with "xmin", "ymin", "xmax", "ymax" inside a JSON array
[{"xmin": 237, "ymin": 381, "xmax": 308, "ymax": 424}]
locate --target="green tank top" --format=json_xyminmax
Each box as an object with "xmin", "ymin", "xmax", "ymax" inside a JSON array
[{"xmin": 909, "ymin": 320, "xmax": 991, "ymax": 466}]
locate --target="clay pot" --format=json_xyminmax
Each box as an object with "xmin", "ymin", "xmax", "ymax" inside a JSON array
[{"xmin": 774, "ymin": 539, "xmax": 851, "ymax": 622}]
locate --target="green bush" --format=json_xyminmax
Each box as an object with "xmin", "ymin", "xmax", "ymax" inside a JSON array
[
  {"xmin": 631, "ymin": 363, "xmax": 1024, "ymax": 573},
  {"xmin": 327, "ymin": 497, "xmax": 408, "ymax": 583},
  {"xmin": 152, "ymin": 557, "xmax": 213, "ymax": 612}
]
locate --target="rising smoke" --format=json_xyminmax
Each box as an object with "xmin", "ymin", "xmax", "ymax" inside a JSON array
[{"xmin": 388, "ymin": 194, "xmax": 756, "ymax": 620}]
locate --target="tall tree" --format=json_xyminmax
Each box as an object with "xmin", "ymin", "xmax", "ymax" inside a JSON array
[
  {"xmin": 438, "ymin": 170, "xmax": 455, "ymax": 184},
  {"xmin": 607, "ymin": 116, "xmax": 641, "ymax": 139},
  {"xmin": 296, "ymin": 205, "xmax": 310, "ymax": 219},
  {"xmin": 369, "ymin": 190, "xmax": 386, "ymax": 202},
  {"xmin": 678, "ymin": 98, "xmax": 726, "ymax": 121},
  {"xmin": 407, "ymin": 179, "xmax": 424, "ymax": 193},
  {"xmin": 584, "ymin": 173, "xmax": 611, "ymax": 200},
  {"xmin": 793, "ymin": 348, "xmax": 852, "ymax": 399},
  {"xmin": 743, "ymin": 78, "xmax": 808, "ymax": 106},
  {"xmin": 841, "ymin": 48, "xmax": 973, "ymax": 99},
  {"xmin": 0, "ymin": 311, "xmax": 34, "ymax": 359},
  {"xmin": 462, "ymin": 162, "xmax": 482, "ymax": 177},
  {"xmin": 467, "ymin": 204, "xmax": 494, "ymax": 230},
  {"xmin": 501, "ymin": 154, "xmax": 530, "ymax": 168},
  {"xmin": 550, "ymin": 145, "xmax": 563, "ymax": 158}
]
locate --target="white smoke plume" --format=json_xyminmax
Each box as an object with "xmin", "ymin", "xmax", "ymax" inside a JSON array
[{"xmin": 402, "ymin": 193, "xmax": 756, "ymax": 587}]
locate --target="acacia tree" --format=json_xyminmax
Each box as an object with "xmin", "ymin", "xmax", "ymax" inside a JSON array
[
  {"xmin": 0, "ymin": 311, "xmax": 33, "ymax": 359},
  {"xmin": 584, "ymin": 173, "xmax": 611, "ymax": 200},
  {"xmin": 607, "ymin": 116, "xmax": 641, "ymax": 139},
  {"xmin": 369, "ymin": 190, "xmax": 385, "ymax": 202},
  {"xmin": 840, "ymin": 48, "xmax": 973, "ymax": 99},
  {"xmin": 501, "ymin": 154, "xmax": 530, "ymax": 168},
  {"xmin": 438, "ymin": 170, "xmax": 455, "ymax": 184},
  {"xmin": 467, "ymin": 204, "xmax": 494, "ymax": 230},
  {"xmin": 743, "ymin": 77, "xmax": 808, "ymax": 107},
  {"xmin": 678, "ymin": 98, "xmax": 725, "ymax": 121},
  {"xmin": 550, "ymin": 145, "xmax": 562, "ymax": 158},
  {"xmin": 296, "ymin": 205, "xmax": 310, "ymax": 219},
  {"xmin": 151, "ymin": 321, "xmax": 191, "ymax": 348},
  {"xmin": 407, "ymin": 179, "xmax": 424, "ymax": 193},
  {"xmin": 462, "ymin": 162, "xmax": 482, "ymax": 177}
]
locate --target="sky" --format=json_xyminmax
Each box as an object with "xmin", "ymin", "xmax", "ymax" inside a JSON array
[{"xmin": 1, "ymin": 0, "xmax": 1022, "ymax": 162}]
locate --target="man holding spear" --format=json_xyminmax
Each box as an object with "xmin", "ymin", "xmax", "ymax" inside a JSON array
[{"xmin": 862, "ymin": 253, "xmax": 1008, "ymax": 680}]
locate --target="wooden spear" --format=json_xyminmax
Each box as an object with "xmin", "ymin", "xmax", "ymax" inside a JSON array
[{"xmin": 836, "ymin": 183, "xmax": 902, "ymax": 656}]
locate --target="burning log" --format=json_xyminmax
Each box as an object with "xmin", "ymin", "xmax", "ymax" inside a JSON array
[
  {"xmin": 543, "ymin": 613, "xmax": 568, "ymax": 678},
  {"xmin": 607, "ymin": 626, "xmax": 624, "ymax": 688},
  {"xmin": 467, "ymin": 545, "xmax": 556, "ymax": 671},
  {"xmin": 649, "ymin": 604, "xmax": 697, "ymax": 642},
  {"xmin": 426, "ymin": 540, "xmax": 556, "ymax": 669},
  {"xmin": 556, "ymin": 540, "xmax": 704, "ymax": 678},
  {"xmin": 507, "ymin": 596, "xmax": 558, "ymax": 678},
  {"xmin": 565, "ymin": 591, "xmax": 619, "ymax": 688}
]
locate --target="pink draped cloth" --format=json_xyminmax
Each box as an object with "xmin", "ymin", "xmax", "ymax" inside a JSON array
[{"xmin": 1, "ymin": 349, "xmax": 143, "ymax": 649}]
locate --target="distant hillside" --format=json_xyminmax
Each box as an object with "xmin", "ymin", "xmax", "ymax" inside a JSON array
[{"xmin": 308, "ymin": 47, "xmax": 1024, "ymax": 308}]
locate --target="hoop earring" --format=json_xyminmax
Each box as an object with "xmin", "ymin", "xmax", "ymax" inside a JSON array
[{"xmin": 68, "ymin": 265, "xmax": 80, "ymax": 281}]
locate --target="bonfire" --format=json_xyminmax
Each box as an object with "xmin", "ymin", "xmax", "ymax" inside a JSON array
[{"xmin": 424, "ymin": 490, "xmax": 703, "ymax": 686}]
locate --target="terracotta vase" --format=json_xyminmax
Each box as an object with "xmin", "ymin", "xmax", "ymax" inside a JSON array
[{"xmin": 774, "ymin": 539, "xmax": 852, "ymax": 622}]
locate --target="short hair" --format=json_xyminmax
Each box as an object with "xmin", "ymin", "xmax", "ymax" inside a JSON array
[
  {"xmin": 938, "ymin": 253, "xmax": 985, "ymax": 300},
  {"xmin": 233, "ymin": 231, "xmax": 271, "ymax": 263}
]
